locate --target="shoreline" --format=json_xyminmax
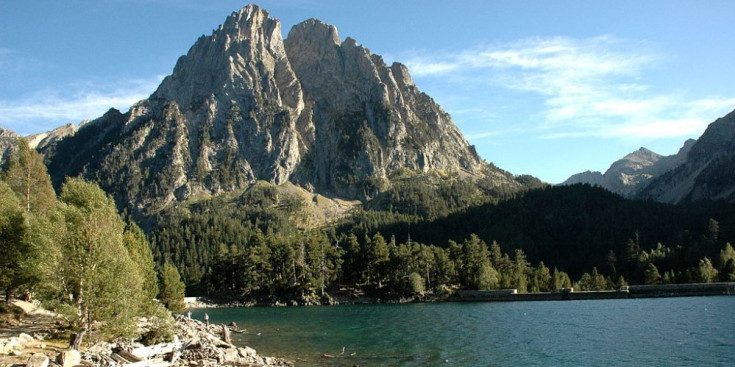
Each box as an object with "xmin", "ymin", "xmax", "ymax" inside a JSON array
[
  {"xmin": 184, "ymin": 282, "xmax": 735, "ymax": 309},
  {"xmin": 0, "ymin": 300, "xmax": 292, "ymax": 367}
]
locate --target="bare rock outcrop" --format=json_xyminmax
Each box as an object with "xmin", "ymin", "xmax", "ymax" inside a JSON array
[
  {"xmin": 26, "ymin": 123, "xmax": 79, "ymax": 151},
  {"xmin": 81, "ymin": 315, "xmax": 291, "ymax": 367},
  {"xmin": 0, "ymin": 127, "xmax": 19, "ymax": 163}
]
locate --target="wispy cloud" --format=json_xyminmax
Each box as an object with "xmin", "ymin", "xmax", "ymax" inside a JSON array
[
  {"xmin": 0, "ymin": 76, "xmax": 163, "ymax": 135},
  {"xmin": 403, "ymin": 36, "xmax": 735, "ymax": 140}
]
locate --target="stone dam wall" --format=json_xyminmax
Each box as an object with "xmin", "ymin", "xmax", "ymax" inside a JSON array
[{"xmin": 454, "ymin": 282, "xmax": 735, "ymax": 302}]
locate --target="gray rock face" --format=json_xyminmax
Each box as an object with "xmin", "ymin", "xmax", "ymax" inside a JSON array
[
  {"xmin": 0, "ymin": 127, "xmax": 19, "ymax": 139},
  {"xmin": 27, "ymin": 123, "xmax": 79, "ymax": 150},
  {"xmin": 42, "ymin": 5, "xmax": 512, "ymax": 216},
  {"xmin": 639, "ymin": 110, "xmax": 735, "ymax": 203},
  {"xmin": 561, "ymin": 141, "xmax": 695, "ymax": 198},
  {"xmin": 604, "ymin": 147, "xmax": 664, "ymax": 197},
  {"xmin": 284, "ymin": 18, "xmax": 486, "ymax": 195},
  {"xmin": 0, "ymin": 127, "xmax": 19, "ymax": 164}
]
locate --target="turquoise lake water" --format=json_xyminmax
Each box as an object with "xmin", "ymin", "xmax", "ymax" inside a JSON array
[{"xmin": 191, "ymin": 297, "xmax": 735, "ymax": 366}]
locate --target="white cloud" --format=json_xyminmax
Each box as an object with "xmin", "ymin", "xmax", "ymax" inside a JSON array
[
  {"xmin": 0, "ymin": 76, "xmax": 163, "ymax": 135},
  {"xmin": 405, "ymin": 59, "xmax": 459, "ymax": 77},
  {"xmin": 402, "ymin": 36, "xmax": 735, "ymax": 140}
]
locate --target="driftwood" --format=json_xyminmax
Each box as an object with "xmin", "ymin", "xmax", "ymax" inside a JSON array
[
  {"xmin": 121, "ymin": 358, "xmax": 170, "ymax": 367},
  {"xmin": 116, "ymin": 350, "xmax": 143, "ymax": 363},
  {"xmin": 321, "ymin": 347, "xmax": 349, "ymax": 359},
  {"xmin": 130, "ymin": 340, "xmax": 181, "ymax": 360}
]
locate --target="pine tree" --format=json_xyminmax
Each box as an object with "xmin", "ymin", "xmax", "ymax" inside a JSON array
[
  {"xmin": 534, "ymin": 262, "xmax": 552, "ymax": 292},
  {"xmin": 55, "ymin": 178, "xmax": 145, "ymax": 349},
  {"xmin": 552, "ymin": 268, "xmax": 572, "ymax": 291},
  {"xmin": 365, "ymin": 233, "xmax": 389, "ymax": 287},
  {"xmin": 513, "ymin": 249, "xmax": 530, "ymax": 293},
  {"xmin": 717, "ymin": 243, "xmax": 735, "ymax": 273},
  {"xmin": 644, "ymin": 263, "xmax": 661, "ymax": 285},
  {"xmin": 123, "ymin": 222, "xmax": 159, "ymax": 312},
  {"xmin": 2, "ymin": 139, "xmax": 55, "ymax": 215},
  {"xmin": 158, "ymin": 262, "xmax": 186, "ymax": 313},
  {"xmin": 0, "ymin": 181, "xmax": 30, "ymax": 300},
  {"xmin": 696, "ymin": 257, "xmax": 718, "ymax": 283}
]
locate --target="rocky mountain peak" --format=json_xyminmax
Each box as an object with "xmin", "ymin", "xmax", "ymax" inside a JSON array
[
  {"xmin": 639, "ymin": 109, "xmax": 735, "ymax": 203},
  {"xmin": 625, "ymin": 147, "xmax": 661, "ymax": 163},
  {"xmin": 562, "ymin": 145, "xmax": 680, "ymax": 198},
  {"xmin": 608, "ymin": 147, "xmax": 662, "ymax": 173},
  {"xmin": 41, "ymin": 5, "xmax": 517, "ymax": 218},
  {"xmin": 0, "ymin": 127, "xmax": 19, "ymax": 138},
  {"xmin": 219, "ymin": 5, "xmax": 278, "ymax": 41},
  {"xmin": 286, "ymin": 18, "xmax": 341, "ymax": 49}
]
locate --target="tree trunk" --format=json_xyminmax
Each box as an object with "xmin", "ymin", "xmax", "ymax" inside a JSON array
[
  {"xmin": 25, "ymin": 168, "xmax": 31, "ymax": 213},
  {"xmin": 71, "ymin": 325, "xmax": 85, "ymax": 350},
  {"xmin": 5, "ymin": 286, "xmax": 18, "ymax": 302},
  {"xmin": 72, "ymin": 279, "xmax": 86, "ymax": 350}
]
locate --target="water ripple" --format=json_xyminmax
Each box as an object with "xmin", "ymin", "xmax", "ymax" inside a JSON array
[{"xmin": 196, "ymin": 297, "xmax": 735, "ymax": 366}]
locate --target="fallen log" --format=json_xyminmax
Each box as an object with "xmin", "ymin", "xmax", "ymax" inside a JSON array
[
  {"xmin": 129, "ymin": 340, "xmax": 181, "ymax": 360},
  {"xmin": 120, "ymin": 358, "xmax": 170, "ymax": 367},
  {"xmin": 116, "ymin": 350, "xmax": 143, "ymax": 363}
]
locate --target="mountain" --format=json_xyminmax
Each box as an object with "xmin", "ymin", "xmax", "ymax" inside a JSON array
[
  {"xmin": 26, "ymin": 123, "xmax": 79, "ymax": 150},
  {"xmin": 0, "ymin": 127, "xmax": 17, "ymax": 138},
  {"xmin": 562, "ymin": 170, "xmax": 605, "ymax": 187},
  {"xmin": 0, "ymin": 127, "xmax": 20, "ymax": 162},
  {"xmin": 639, "ymin": 109, "xmax": 735, "ymax": 203},
  {"xmin": 41, "ymin": 5, "xmax": 522, "ymax": 219},
  {"xmin": 561, "ymin": 141, "xmax": 695, "ymax": 198}
]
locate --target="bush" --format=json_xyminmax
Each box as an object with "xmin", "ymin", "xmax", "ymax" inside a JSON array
[{"xmin": 140, "ymin": 303, "xmax": 177, "ymax": 346}]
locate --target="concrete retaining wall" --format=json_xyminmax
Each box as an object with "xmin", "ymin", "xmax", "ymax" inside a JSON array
[{"xmin": 454, "ymin": 282, "xmax": 735, "ymax": 302}]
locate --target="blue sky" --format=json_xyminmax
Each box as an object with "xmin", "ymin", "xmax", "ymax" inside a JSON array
[{"xmin": 1, "ymin": 0, "xmax": 734, "ymax": 183}]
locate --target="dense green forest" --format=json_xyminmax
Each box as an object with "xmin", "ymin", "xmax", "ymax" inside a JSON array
[{"xmin": 147, "ymin": 167, "xmax": 735, "ymax": 302}]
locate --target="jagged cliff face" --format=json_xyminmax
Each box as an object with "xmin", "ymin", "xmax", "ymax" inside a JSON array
[
  {"xmin": 283, "ymin": 19, "xmax": 486, "ymax": 195},
  {"xmin": 42, "ymin": 5, "xmax": 509, "ymax": 216},
  {"xmin": 639, "ymin": 109, "xmax": 735, "ymax": 203}
]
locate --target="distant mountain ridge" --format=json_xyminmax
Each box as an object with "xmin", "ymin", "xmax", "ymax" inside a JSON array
[
  {"xmin": 562, "ymin": 108, "xmax": 735, "ymax": 204},
  {"xmin": 562, "ymin": 142, "xmax": 694, "ymax": 198},
  {"xmin": 37, "ymin": 5, "xmax": 522, "ymax": 218},
  {"xmin": 639, "ymin": 109, "xmax": 735, "ymax": 203}
]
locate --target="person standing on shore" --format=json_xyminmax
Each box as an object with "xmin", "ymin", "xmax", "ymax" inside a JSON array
[
  {"xmin": 187, "ymin": 310, "xmax": 192, "ymax": 319},
  {"xmin": 204, "ymin": 312, "xmax": 209, "ymax": 326}
]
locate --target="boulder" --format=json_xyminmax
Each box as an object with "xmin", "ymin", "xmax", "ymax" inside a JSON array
[
  {"xmin": 57, "ymin": 349, "xmax": 81, "ymax": 367},
  {"xmin": 0, "ymin": 337, "xmax": 20, "ymax": 355},
  {"xmin": 27, "ymin": 353, "xmax": 50, "ymax": 367}
]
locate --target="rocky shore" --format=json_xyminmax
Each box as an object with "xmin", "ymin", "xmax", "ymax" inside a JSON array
[
  {"xmin": 1, "ymin": 301, "xmax": 292, "ymax": 367},
  {"xmin": 81, "ymin": 316, "xmax": 292, "ymax": 367}
]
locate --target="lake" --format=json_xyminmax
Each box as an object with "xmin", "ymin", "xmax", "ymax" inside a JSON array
[{"xmin": 191, "ymin": 297, "xmax": 735, "ymax": 366}]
